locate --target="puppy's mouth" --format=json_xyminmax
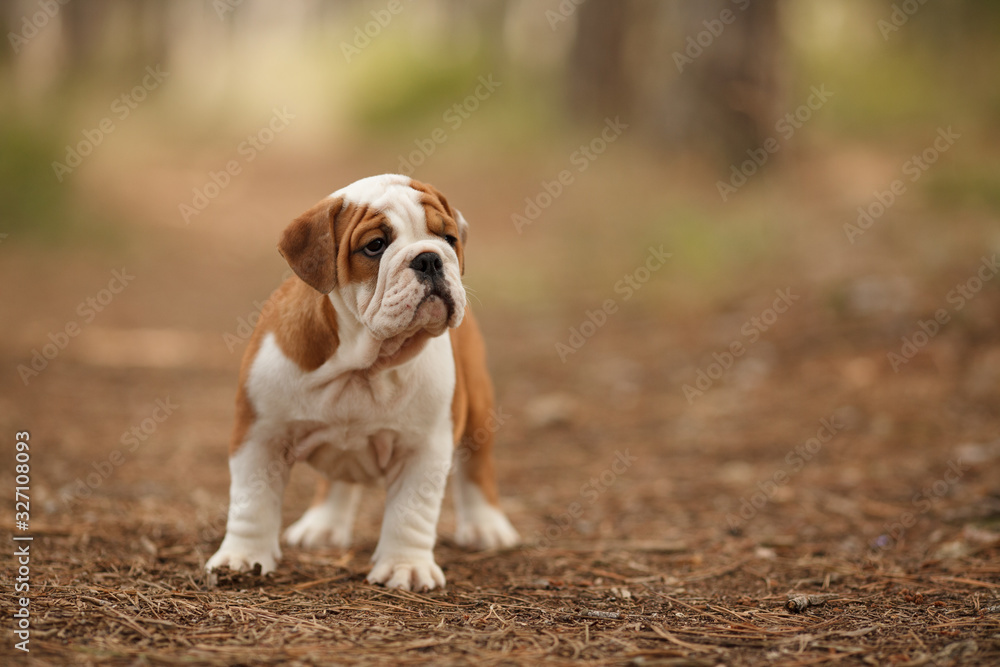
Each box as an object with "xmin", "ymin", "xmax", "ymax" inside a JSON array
[
  {"xmin": 419, "ymin": 279, "xmax": 456, "ymax": 326},
  {"xmin": 401, "ymin": 284, "xmax": 453, "ymax": 338},
  {"xmin": 374, "ymin": 284, "xmax": 456, "ymax": 368}
]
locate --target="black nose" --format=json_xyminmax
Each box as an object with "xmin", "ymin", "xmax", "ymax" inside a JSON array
[{"xmin": 410, "ymin": 252, "xmax": 443, "ymax": 279}]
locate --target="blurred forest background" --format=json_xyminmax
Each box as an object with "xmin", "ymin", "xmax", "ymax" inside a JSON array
[
  {"xmin": 3, "ymin": 1, "xmax": 1000, "ymax": 663},
  {"xmin": 2, "ymin": 0, "xmax": 999, "ymax": 315},
  {"xmin": 1, "ymin": 0, "xmax": 999, "ymax": 323}
]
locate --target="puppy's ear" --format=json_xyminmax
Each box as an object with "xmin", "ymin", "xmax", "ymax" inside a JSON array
[{"xmin": 278, "ymin": 196, "xmax": 344, "ymax": 294}]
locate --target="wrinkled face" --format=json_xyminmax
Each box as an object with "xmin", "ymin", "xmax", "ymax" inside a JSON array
[{"xmin": 278, "ymin": 174, "xmax": 468, "ymax": 348}]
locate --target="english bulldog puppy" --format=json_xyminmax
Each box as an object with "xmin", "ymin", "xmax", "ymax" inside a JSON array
[{"xmin": 206, "ymin": 174, "xmax": 519, "ymax": 590}]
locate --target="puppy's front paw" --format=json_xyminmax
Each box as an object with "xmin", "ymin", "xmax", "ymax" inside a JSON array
[
  {"xmin": 367, "ymin": 553, "xmax": 445, "ymax": 591},
  {"xmin": 206, "ymin": 536, "xmax": 280, "ymax": 574},
  {"xmin": 283, "ymin": 507, "xmax": 353, "ymax": 549},
  {"xmin": 456, "ymin": 505, "xmax": 520, "ymax": 550}
]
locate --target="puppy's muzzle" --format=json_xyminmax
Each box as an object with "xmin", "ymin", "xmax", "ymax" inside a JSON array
[{"xmin": 409, "ymin": 251, "xmax": 456, "ymax": 324}]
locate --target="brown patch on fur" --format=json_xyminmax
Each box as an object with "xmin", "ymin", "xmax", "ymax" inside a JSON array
[
  {"xmin": 410, "ymin": 179, "xmax": 465, "ymax": 274},
  {"xmin": 229, "ymin": 277, "xmax": 340, "ymax": 454},
  {"xmin": 335, "ymin": 204, "xmax": 390, "ymax": 289},
  {"xmin": 230, "ymin": 334, "xmax": 261, "ymax": 455},
  {"xmin": 449, "ymin": 308, "xmax": 500, "ymax": 505},
  {"xmin": 309, "ymin": 476, "xmax": 332, "ymax": 508},
  {"xmin": 450, "ymin": 334, "xmax": 469, "ymax": 444}
]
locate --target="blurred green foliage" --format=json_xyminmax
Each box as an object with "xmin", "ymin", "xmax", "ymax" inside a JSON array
[
  {"xmin": 348, "ymin": 46, "xmax": 490, "ymax": 132},
  {"xmin": 345, "ymin": 42, "xmax": 562, "ymax": 153},
  {"xmin": 924, "ymin": 164, "xmax": 1000, "ymax": 214},
  {"xmin": 0, "ymin": 116, "xmax": 70, "ymax": 240},
  {"xmin": 0, "ymin": 115, "xmax": 124, "ymax": 247}
]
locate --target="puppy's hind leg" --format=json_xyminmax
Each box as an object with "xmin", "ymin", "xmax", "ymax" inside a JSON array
[
  {"xmin": 453, "ymin": 439, "xmax": 520, "ymax": 550},
  {"xmin": 451, "ymin": 384, "xmax": 519, "ymax": 550},
  {"xmin": 284, "ymin": 478, "xmax": 363, "ymax": 549}
]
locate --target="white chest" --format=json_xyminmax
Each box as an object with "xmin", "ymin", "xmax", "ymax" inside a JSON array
[{"xmin": 245, "ymin": 332, "xmax": 456, "ymax": 483}]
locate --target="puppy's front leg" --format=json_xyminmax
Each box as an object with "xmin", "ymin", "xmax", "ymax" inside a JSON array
[
  {"xmin": 368, "ymin": 432, "xmax": 451, "ymax": 591},
  {"xmin": 206, "ymin": 432, "xmax": 291, "ymax": 574}
]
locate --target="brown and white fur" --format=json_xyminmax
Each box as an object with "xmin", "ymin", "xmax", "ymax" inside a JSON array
[{"xmin": 206, "ymin": 174, "xmax": 518, "ymax": 591}]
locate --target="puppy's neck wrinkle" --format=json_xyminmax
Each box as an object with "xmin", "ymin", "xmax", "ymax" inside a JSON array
[{"xmin": 303, "ymin": 294, "xmax": 389, "ymax": 391}]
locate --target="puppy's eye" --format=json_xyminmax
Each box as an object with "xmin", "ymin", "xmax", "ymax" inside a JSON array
[
  {"xmin": 444, "ymin": 235, "xmax": 458, "ymax": 247},
  {"xmin": 362, "ymin": 238, "xmax": 387, "ymax": 257}
]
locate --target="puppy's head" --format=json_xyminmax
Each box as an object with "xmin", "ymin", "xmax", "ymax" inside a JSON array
[{"xmin": 278, "ymin": 174, "xmax": 469, "ymax": 352}]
